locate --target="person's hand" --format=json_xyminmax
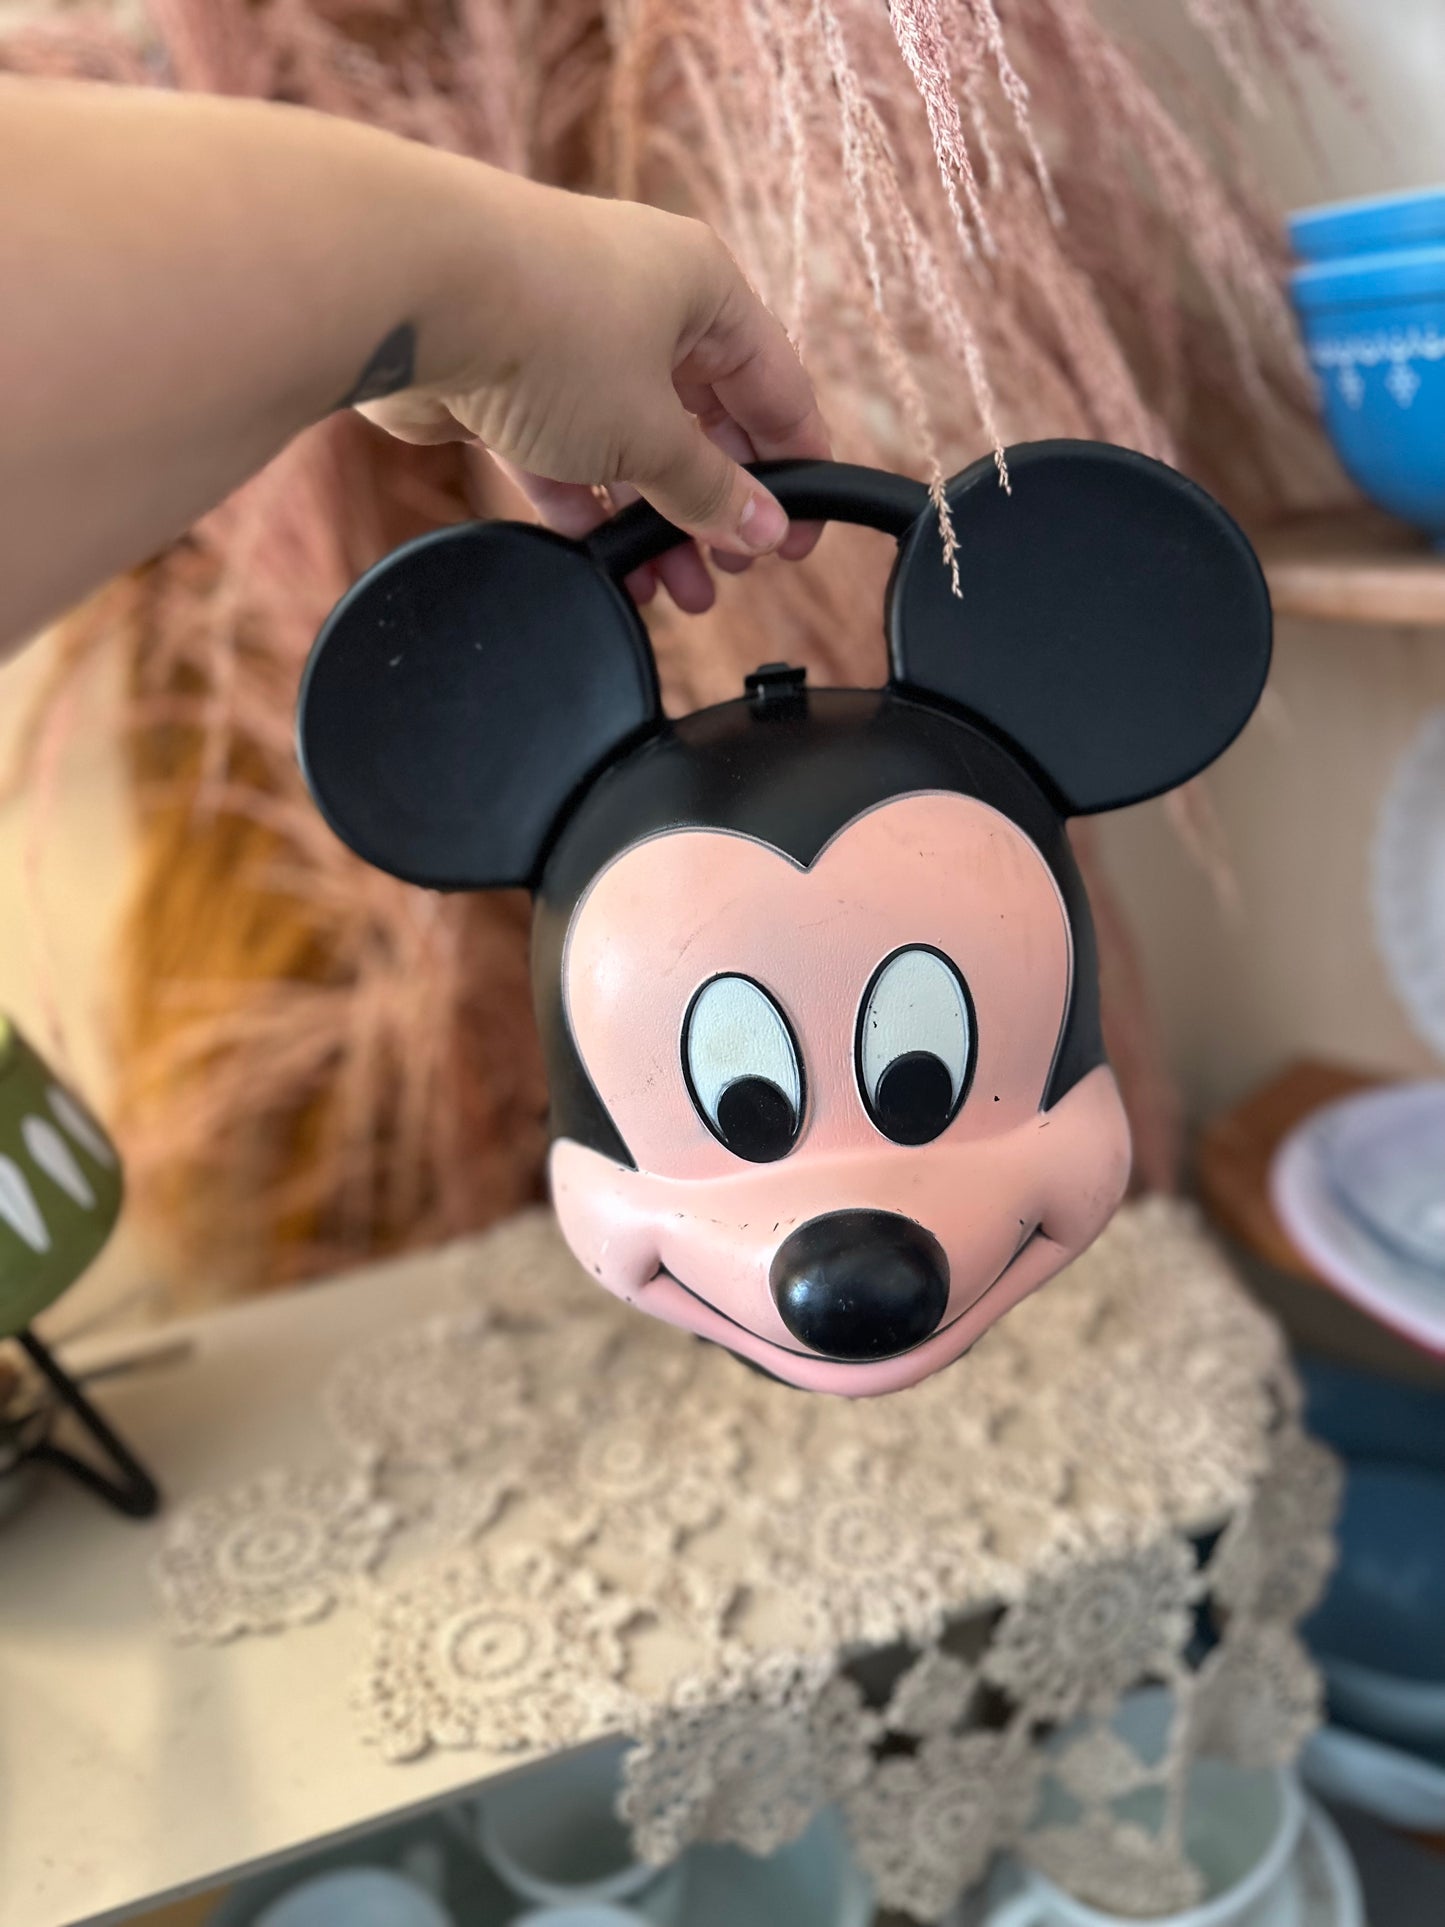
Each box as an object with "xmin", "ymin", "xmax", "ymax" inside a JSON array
[
  {"xmin": 0, "ymin": 86, "xmax": 828, "ymax": 651},
  {"xmin": 356, "ymin": 180, "xmax": 830, "ymax": 613}
]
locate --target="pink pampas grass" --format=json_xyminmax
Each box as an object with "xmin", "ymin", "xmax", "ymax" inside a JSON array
[{"xmin": 1, "ymin": 0, "xmax": 1343, "ymax": 1290}]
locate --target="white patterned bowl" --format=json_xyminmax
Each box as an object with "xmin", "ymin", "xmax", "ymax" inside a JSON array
[{"xmin": 1290, "ymin": 245, "xmax": 1445, "ymax": 540}]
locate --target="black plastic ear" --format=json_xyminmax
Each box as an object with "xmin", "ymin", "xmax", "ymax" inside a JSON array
[
  {"xmin": 298, "ymin": 522, "xmax": 660, "ymax": 890},
  {"xmin": 886, "ymin": 441, "xmax": 1272, "ymax": 816}
]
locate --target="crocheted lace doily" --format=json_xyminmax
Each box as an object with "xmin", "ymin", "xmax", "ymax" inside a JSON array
[{"xmin": 149, "ymin": 1199, "xmax": 1335, "ymax": 1921}]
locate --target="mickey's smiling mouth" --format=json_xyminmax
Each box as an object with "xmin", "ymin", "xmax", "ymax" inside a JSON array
[{"xmin": 647, "ymin": 1222, "xmax": 1044, "ymax": 1364}]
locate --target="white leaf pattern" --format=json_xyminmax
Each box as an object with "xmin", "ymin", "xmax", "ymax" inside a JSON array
[
  {"xmin": 0, "ymin": 1156, "xmax": 50, "ymax": 1252},
  {"xmin": 46, "ymin": 1085, "xmax": 116, "ymax": 1167},
  {"xmin": 22, "ymin": 1116, "xmax": 95, "ymax": 1208},
  {"xmin": 1309, "ymin": 324, "xmax": 1445, "ymax": 410}
]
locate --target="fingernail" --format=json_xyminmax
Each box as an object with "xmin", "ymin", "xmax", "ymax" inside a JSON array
[{"xmin": 737, "ymin": 490, "xmax": 788, "ymax": 554}]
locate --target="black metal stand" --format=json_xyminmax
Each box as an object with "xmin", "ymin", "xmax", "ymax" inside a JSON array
[{"xmin": 17, "ymin": 1327, "xmax": 161, "ymax": 1519}]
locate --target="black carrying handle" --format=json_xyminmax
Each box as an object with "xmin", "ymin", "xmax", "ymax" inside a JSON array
[{"xmin": 585, "ymin": 460, "xmax": 931, "ymax": 579}]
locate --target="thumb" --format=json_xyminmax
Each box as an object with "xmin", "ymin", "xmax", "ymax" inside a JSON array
[
  {"xmin": 355, "ymin": 391, "xmax": 476, "ymax": 447},
  {"xmin": 629, "ymin": 406, "xmax": 789, "ymax": 557}
]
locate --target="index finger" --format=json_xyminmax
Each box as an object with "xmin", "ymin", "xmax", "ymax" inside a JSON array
[
  {"xmin": 677, "ymin": 268, "xmax": 832, "ymax": 468},
  {"xmin": 679, "ymin": 315, "xmax": 830, "ymax": 559}
]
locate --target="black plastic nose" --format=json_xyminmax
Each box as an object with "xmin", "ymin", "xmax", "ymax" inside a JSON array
[{"xmin": 769, "ymin": 1211, "xmax": 950, "ymax": 1361}]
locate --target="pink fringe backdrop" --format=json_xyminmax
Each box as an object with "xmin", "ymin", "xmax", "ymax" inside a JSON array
[{"xmin": 0, "ymin": 0, "xmax": 1343, "ymax": 1293}]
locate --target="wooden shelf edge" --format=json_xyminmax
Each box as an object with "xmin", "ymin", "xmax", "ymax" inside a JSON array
[{"xmin": 1256, "ymin": 509, "xmax": 1445, "ymax": 628}]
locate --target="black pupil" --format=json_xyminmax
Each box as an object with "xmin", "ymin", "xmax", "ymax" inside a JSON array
[
  {"xmin": 874, "ymin": 1051, "xmax": 955, "ymax": 1146},
  {"xmin": 715, "ymin": 1076, "xmax": 797, "ymax": 1163}
]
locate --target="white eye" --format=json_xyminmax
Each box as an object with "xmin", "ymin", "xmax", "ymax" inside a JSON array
[
  {"xmin": 683, "ymin": 975, "xmax": 803, "ymax": 1163},
  {"xmin": 857, "ymin": 946, "xmax": 973, "ymax": 1145}
]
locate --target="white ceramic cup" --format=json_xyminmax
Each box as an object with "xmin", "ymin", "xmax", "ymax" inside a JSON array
[
  {"xmin": 984, "ymin": 1762, "xmax": 1305, "ymax": 1927},
  {"xmin": 253, "ymin": 1867, "xmax": 453, "ymax": 1927},
  {"xmin": 477, "ymin": 1740, "xmax": 675, "ymax": 1911},
  {"xmin": 513, "ymin": 1908, "xmax": 652, "ymax": 1927}
]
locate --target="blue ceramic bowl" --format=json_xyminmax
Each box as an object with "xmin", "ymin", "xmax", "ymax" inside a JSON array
[
  {"xmin": 1290, "ymin": 244, "xmax": 1445, "ymax": 539},
  {"xmin": 1289, "ymin": 186, "xmax": 1445, "ymax": 263},
  {"xmin": 1303, "ymin": 1462, "xmax": 1445, "ymax": 1751}
]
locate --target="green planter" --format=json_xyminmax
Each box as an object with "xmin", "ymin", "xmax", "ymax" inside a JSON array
[
  {"xmin": 0, "ymin": 1017, "xmax": 124, "ymax": 1339},
  {"xmin": 0, "ymin": 1018, "xmax": 156, "ymax": 1519}
]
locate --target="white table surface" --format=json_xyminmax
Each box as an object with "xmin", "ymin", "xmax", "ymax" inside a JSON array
[
  {"xmin": 0, "ymin": 1252, "xmax": 550, "ymax": 1927},
  {"xmin": 0, "ymin": 1199, "xmax": 1294, "ymax": 1927}
]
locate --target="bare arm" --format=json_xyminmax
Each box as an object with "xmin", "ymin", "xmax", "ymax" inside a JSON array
[{"xmin": 0, "ymin": 79, "xmax": 828, "ymax": 654}]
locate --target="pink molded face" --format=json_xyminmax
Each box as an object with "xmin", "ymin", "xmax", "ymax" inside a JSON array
[{"xmin": 549, "ymin": 792, "xmax": 1130, "ymax": 1394}]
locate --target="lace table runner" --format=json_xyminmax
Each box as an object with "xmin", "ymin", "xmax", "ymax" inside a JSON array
[{"xmin": 149, "ymin": 1199, "xmax": 1336, "ymax": 1921}]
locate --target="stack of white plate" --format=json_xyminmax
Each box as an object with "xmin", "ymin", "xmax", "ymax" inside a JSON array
[
  {"xmin": 1374, "ymin": 709, "xmax": 1445, "ymax": 1065},
  {"xmin": 1277, "ymin": 706, "xmax": 1445, "ymax": 1351},
  {"xmin": 1271, "ymin": 1081, "xmax": 1445, "ymax": 1356}
]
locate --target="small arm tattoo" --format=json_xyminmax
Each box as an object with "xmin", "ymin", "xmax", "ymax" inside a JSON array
[{"xmin": 337, "ymin": 322, "xmax": 416, "ymax": 408}]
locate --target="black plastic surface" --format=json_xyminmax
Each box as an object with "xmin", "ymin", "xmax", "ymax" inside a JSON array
[
  {"xmin": 297, "ymin": 445, "xmax": 1269, "ymax": 1214},
  {"xmin": 297, "ymin": 521, "xmax": 660, "ymax": 890},
  {"xmin": 587, "ymin": 460, "xmax": 929, "ymax": 578},
  {"xmin": 886, "ymin": 441, "xmax": 1274, "ymax": 816},
  {"xmin": 298, "ymin": 444, "xmax": 1270, "ymax": 911},
  {"xmin": 769, "ymin": 1210, "xmax": 951, "ymax": 1360}
]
